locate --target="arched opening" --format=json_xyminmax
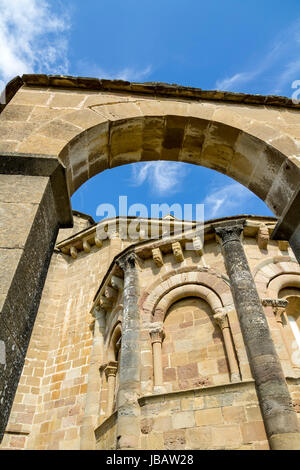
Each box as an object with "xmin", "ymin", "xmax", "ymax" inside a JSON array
[{"xmin": 60, "ymin": 115, "xmax": 300, "ymax": 220}]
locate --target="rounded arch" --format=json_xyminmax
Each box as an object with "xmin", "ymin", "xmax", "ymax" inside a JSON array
[
  {"xmin": 107, "ymin": 321, "xmax": 122, "ymax": 361},
  {"xmin": 141, "ymin": 267, "xmax": 233, "ymax": 322},
  {"xmin": 58, "ymin": 111, "xmax": 300, "ymax": 218},
  {"xmin": 253, "ymin": 257, "xmax": 300, "ymax": 297},
  {"xmin": 154, "ymin": 284, "xmax": 223, "ymax": 322}
]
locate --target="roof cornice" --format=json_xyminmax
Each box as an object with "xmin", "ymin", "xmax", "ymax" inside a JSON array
[{"xmin": 2, "ymin": 74, "xmax": 300, "ymax": 110}]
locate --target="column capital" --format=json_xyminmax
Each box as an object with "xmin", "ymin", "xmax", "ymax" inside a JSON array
[
  {"xmin": 214, "ymin": 220, "xmax": 245, "ymax": 245},
  {"xmin": 104, "ymin": 360, "xmax": 118, "ymax": 379},
  {"xmin": 116, "ymin": 251, "xmax": 137, "ymax": 271},
  {"xmin": 149, "ymin": 327, "xmax": 165, "ymax": 344},
  {"xmin": 213, "ymin": 312, "xmax": 229, "ymax": 330},
  {"xmin": 262, "ymin": 298, "xmax": 288, "ymax": 321}
]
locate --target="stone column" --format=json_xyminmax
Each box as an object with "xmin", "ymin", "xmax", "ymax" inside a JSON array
[
  {"xmin": 80, "ymin": 307, "xmax": 106, "ymax": 450},
  {"xmin": 104, "ymin": 361, "xmax": 118, "ymax": 416},
  {"xmin": 213, "ymin": 312, "xmax": 240, "ymax": 383},
  {"xmin": 149, "ymin": 326, "xmax": 165, "ymax": 390},
  {"xmin": 116, "ymin": 252, "xmax": 141, "ymax": 450},
  {"xmin": 214, "ymin": 220, "xmax": 300, "ymax": 450}
]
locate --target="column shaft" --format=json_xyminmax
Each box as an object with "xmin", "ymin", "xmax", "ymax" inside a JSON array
[
  {"xmin": 116, "ymin": 252, "xmax": 141, "ymax": 450},
  {"xmin": 215, "ymin": 221, "xmax": 300, "ymax": 450}
]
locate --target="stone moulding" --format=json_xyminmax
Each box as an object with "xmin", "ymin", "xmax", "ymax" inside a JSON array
[{"xmin": 4, "ymin": 74, "xmax": 300, "ymax": 109}]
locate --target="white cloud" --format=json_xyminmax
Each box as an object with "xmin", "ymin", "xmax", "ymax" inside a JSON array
[
  {"xmin": 0, "ymin": 0, "xmax": 70, "ymax": 91},
  {"xmin": 216, "ymin": 18, "xmax": 300, "ymax": 94},
  {"xmin": 131, "ymin": 161, "xmax": 188, "ymax": 195},
  {"xmin": 204, "ymin": 182, "xmax": 254, "ymax": 219},
  {"xmin": 216, "ymin": 72, "xmax": 256, "ymax": 91},
  {"xmin": 75, "ymin": 60, "xmax": 152, "ymax": 82}
]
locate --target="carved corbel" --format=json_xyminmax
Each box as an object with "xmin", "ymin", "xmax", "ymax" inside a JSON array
[
  {"xmin": 110, "ymin": 275, "xmax": 124, "ymax": 290},
  {"xmin": 70, "ymin": 246, "xmax": 78, "ymax": 259},
  {"xmin": 192, "ymin": 236, "xmax": 204, "ymax": 255},
  {"xmin": 99, "ymin": 296, "xmax": 113, "ymax": 310},
  {"xmin": 257, "ymin": 224, "xmax": 269, "ymax": 250},
  {"xmin": 105, "ymin": 285, "xmax": 118, "ymax": 299},
  {"xmin": 152, "ymin": 247, "xmax": 163, "ymax": 267},
  {"xmin": 94, "ymin": 235, "xmax": 103, "ymax": 248},
  {"xmin": 278, "ymin": 240, "xmax": 289, "ymax": 252},
  {"xmin": 83, "ymin": 239, "xmax": 91, "ymax": 253},
  {"xmin": 172, "ymin": 241, "xmax": 184, "ymax": 262}
]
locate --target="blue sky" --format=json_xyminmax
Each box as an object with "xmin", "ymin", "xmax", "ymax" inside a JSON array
[{"xmin": 1, "ymin": 0, "xmax": 300, "ymax": 221}]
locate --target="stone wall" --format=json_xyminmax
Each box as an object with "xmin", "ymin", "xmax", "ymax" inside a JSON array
[
  {"xmin": 1, "ymin": 216, "xmax": 300, "ymax": 450},
  {"xmin": 139, "ymin": 382, "xmax": 269, "ymax": 450}
]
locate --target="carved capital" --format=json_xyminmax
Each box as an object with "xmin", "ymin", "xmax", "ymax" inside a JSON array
[
  {"xmin": 150, "ymin": 327, "xmax": 165, "ymax": 344},
  {"xmin": 104, "ymin": 361, "xmax": 118, "ymax": 378},
  {"xmin": 117, "ymin": 252, "xmax": 136, "ymax": 271},
  {"xmin": 214, "ymin": 312, "xmax": 229, "ymax": 330},
  {"xmin": 214, "ymin": 222, "xmax": 244, "ymax": 245},
  {"xmin": 262, "ymin": 298, "xmax": 288, "ymax": 321}
]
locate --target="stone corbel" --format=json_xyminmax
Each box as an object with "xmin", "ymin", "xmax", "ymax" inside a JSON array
[
  {"xmin": 192, "ymin": 236, "xmax": 204, "ymax": 256},
  {"xmin": 94, "ymin": 235, "xmax": 103, "ymax": 248},
  {"xmin": 99, "ymin": 295, "xmax": 113, "ymax": 310},
  {"xmin": 152, "ymin": 247, "xmax": 163, "ymax": 267},
  {"xmin": 110, "ymin": 275, "xmax": 124, "ymax": 291},
  {"xmin": 105, "ymin": 285, "xmax": 118, "ymax": 300},
  {"xmin": 257, "ymin": 224, "xmax": 269, "ymax": 250},
  {"xmin": 70, "ymin": 246, "xmax": 78, "ymax": 259},
  {"xmin": 278, "ymin": 240, "xmax": 289, "ymax": 252},
  {"xmin": 213, "ymin": 311, "xmax": 241, "ymax": 383},
  {"xmin": 172, "ymin": 241, "xmax": 184, "ymax": 262},
  {"xmin": 83, "ymin": 239, "xmax": 91, "ymax": 253}
]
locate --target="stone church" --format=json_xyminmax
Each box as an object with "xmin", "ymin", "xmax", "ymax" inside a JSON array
[{"xmin": 0, "ymin": 75, "xmax": 299, "ymax": 450}]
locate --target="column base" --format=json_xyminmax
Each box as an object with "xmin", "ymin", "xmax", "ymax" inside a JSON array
[{"xmin": 269, "ymin": 432, "xmax": 300, "ymax": 450}]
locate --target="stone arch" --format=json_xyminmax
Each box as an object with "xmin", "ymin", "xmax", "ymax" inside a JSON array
[
  {"xmin": 58, "ymin": 114, "xmax": 300, "ymax": 219},
  {"xmin": 141, "ymin": 267, "xmax": 234, "ymax": 321},
  {"xmin": 107, "ymin": 321, "xmax": 122, "ymax": 361},
  {"xmin": 253, "ymin": 257, "xmax": 300, "ymax": 297},
  {"xmin": 152, "ymin": 284, "xmax": 223, "ymax": 322}
]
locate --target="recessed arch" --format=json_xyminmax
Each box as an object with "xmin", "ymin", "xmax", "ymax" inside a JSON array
[
  {"xmin": 141, "ymin": 267, "xmax": 234, "ymax": 322},
  {"xmin": 153, "ymin": 284, "xmax": 223, "ymax": 322}
]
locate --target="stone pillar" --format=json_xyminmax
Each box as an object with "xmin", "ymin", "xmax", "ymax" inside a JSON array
[
  {"xmin": 214, "ymin": 220, "xmax": 300, "ymax": 450},
  {"xmin": 0, "ymin": 154, "xmax": 72, "ymax": 442},
  {"xmin": 149, "ymin": 326, "xmax": 165, "ymax": 389},
  {"xmin": 116, "ymin": 252, "xmax": 141, "ymax": 450},
  {"xmin": 80, "ymin": 307, "xmax": 106, "ymax": 450},
  {"xmin": 213, "ymin": 312, "xmax": 240, "ymax": 383},
  {"xmin": 104, "ymin": 361, "xmax": 118, "ymax": 416}
]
